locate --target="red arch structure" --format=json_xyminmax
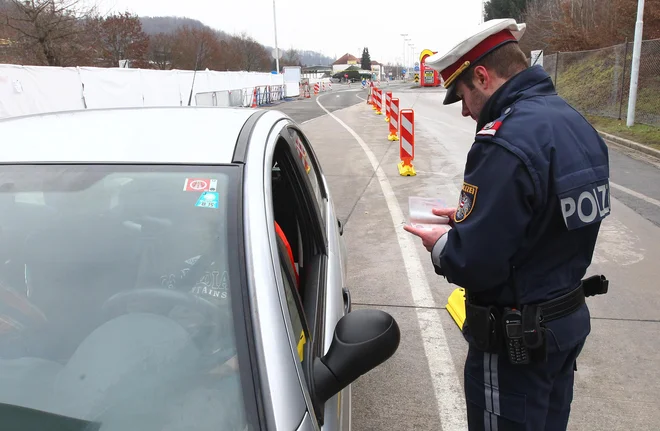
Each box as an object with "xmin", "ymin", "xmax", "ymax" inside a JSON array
[{"xmin": 419, "ymin": 49, "xmax": 441, "ymax": 87}]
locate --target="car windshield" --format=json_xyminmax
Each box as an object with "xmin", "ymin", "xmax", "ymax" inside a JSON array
[{"xmin": 0, "ymin": 164, "xmax": 250, "ymax": 430}]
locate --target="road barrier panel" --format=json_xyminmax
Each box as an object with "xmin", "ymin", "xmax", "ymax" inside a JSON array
[
  {"xmin": 388, "ymin": 98, "xmax": 400, "ymax": 141},
  {"xmin": 398, "ymin": 109, "xmax": 416, "ymax": 176}
]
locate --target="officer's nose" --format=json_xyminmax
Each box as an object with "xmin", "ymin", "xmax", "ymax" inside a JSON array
[{"xmin": 461, "ymin": 100, "xmax": 471, "ymax": 118}]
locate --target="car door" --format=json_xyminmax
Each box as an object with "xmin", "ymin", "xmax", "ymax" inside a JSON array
[{"xmin": 282, "ymin": 126, "xmax": 350, "ymax": 431}]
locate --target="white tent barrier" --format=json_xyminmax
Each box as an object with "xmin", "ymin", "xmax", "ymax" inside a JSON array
[{"xmin": 0, "ymin": 64, "xmax": 295, "ymax": 119}]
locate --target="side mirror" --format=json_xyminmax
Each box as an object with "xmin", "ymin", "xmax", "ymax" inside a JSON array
[{"xmin": 313, "ymin": 309, "xmax": 400, "ymax": 404}]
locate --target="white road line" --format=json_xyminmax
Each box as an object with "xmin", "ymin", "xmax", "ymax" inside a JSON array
[
  {"xmin": 611, "ymin": 182, "xmax": 660, "ymax": 208},
  {"xmin": 316, "ymin": 98, "xmax": 468, "ymax": 431},
  {"xmin": 300, "ymin": 92, "xmax": 364, "ymax": 125}
]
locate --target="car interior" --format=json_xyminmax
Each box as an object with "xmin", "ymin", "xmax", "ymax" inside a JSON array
[
  {"xmin": 0, "ymin": 172, "xmax": 247, "ymax": 430},
  {"xmin": 272, "ymin": 143, "xmax": 306, "ymax": 296}
]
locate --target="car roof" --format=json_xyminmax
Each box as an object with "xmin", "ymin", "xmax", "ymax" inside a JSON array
[{"xmin": 0, "ymin": 106, "xmax": 262, "ymax": 164}]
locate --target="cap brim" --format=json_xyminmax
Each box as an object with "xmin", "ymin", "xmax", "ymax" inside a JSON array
[{"xmin": 443, "ymin": 82, "xmax": 460, "ymax": 105}]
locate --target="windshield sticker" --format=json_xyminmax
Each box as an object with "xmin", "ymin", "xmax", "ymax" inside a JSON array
[
  {"xmin": 195, "ymin": 192, "xmax": 219, "ymax": 209},
  {"xmin": 184, "ymin": 255, "xmax": 202, "ymax": 266},
  {"xmin": 183, "ymin": 178, "xmax": 217, "ymax": 192},
  {"xmin": 191, "ymin": 270, "xmax": 229, "ymax": 299}
]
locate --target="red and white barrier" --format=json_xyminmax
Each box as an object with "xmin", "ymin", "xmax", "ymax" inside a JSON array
[
  {"xmin": 251, "ymin": 88, "xmax": 258, "ymax": 108},
  {"xmin": 388, "ymin": 98, "xmax": 400, "ymax": 141},
  {"xmin": 375, "ymin": 88, "xmax": 382, "ymax": 115},
  {"xmin": 398, "ymin": 109, "xmax": 416, "ymax": 176},
  {"xmin": 385, "ymin": 91, "xmax": 392, "ymax": 122},
  {"xmin": 314, "ymin": 82, "xmax": 320, "ymax": 95}
]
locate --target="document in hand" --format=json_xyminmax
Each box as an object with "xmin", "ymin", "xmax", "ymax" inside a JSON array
[{"xmin": 407, "ymin": 196, "xmax": 451, "ymax": 230}]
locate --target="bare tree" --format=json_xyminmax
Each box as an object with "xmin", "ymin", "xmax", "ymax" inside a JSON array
[
  {"xmin": 2, "ymin": 0, "xmax": 98, "ymax": 66},
  {"xmin": 229, "ymin": 32, "xmax": 270, "ymax": 72},
  {"xmin": 93, "ymin": 11, "xmax": 149, "ymax": 68},
  {"xmin": 170, "ymin": 25, "xmax": 222, "ymax": 70},
  {"xmin": 282, "ymin": 48, "xmax": 301, "ymax": 66},
  {"xmin": 148, "ymin": 32, "xmax": 175, "ymax": 69},
  {"xmin": 521, "ymin": 0, "xmax": 660, "ymax": 53}
]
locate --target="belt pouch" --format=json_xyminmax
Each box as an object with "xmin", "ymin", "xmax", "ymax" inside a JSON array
[{"xmin": 465, "ymin": 302, "xmax": 501, "ymax": 353}]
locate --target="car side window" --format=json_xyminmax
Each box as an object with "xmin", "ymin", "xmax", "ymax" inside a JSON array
[
  {"xmin": 270, "ymin": 136, "xmax": 328, "ymax": 395},
  {"xmin": 287, "ymin": 128, "xmax": 326, "ymax": 222},
  {"xmin": 278, "ymin": 248, "xmax": 307, "ymax": 363}
]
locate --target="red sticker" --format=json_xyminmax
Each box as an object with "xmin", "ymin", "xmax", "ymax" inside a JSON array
[{"xmin": 183, "ymin": 178, "xmax": 217, "ymax": 192}]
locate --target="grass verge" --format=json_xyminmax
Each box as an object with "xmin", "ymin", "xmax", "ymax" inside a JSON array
[{"xmin": 586, "ymin": 115, "xmax": 660, "ymax": 151}]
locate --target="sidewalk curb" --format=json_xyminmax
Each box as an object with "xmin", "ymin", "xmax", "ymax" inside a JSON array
[{"xmin": 598, "ymin": 130, "xmax": 660, "ymax": 160}]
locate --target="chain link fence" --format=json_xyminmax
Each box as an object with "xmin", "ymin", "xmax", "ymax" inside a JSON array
[{"xmin": 537, "ymin": 38, "xmax": 660, "ymax": 128}]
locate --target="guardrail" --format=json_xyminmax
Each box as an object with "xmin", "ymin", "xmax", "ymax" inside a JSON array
[{"xmin": 195, "ymin": 85, "xmax": 286, "ymax": 108}]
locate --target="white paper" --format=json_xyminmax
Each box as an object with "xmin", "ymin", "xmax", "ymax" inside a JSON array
[{"xmin": 408, "ymin": 196, "xmax": 451, "ymax": 230}]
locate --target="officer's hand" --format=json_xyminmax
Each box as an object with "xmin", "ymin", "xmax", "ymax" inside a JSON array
[
  {"xmin": 431, "ymin": 207, "xmax": 457, "ymax": 223},
  {"xmin": 403, "ymin": 225, "xmax": 450, "ymax": 252}
]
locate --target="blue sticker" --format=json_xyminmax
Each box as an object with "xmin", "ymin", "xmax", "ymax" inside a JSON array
[{"xmin": 195, "ymin": 192, "xmax": 219, "ymax": 209}]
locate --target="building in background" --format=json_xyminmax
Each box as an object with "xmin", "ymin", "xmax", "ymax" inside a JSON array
[{"xmin": 332, "ymin": 53, "xmax": 359, "ymax": 74}]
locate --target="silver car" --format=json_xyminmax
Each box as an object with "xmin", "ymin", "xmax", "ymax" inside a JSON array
[{"xmin": 0, "ymin": 107, "xmax": 400, "ymax": 430}]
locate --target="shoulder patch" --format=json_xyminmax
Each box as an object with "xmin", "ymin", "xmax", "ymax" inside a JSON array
[
  {"xmin": 476, "ymin": 105, "xmax": 514, "ymax": 137},
  {"xmin": 476, "ymin": 120, "xmax": 503, "ymax": 136},
  {"xmin": 559, "ymin": 179, "xmax": 611, "ymax": 230},
  {"xmin": 455, "ymin": 182, "xmax": 478, "ymax": 223}
]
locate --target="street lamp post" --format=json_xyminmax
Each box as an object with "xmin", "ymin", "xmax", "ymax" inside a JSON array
[
  {"xmin": 404, "ymin": 38, "xmax": 411, "ymax": 78},
  {"xmin": 627, "ymin": 0, "xmax": 645, "ymax": 127},
  {"xmin": 273, "ymin": 0, "xmax": 280, "ymax": 73},
  {"xmin": 400, "ymin": 33, "xmax": 408, "ymax": 80},
  {"xmin": 410, "ymin": 44, "xmax": 415, "ymax": 70}
]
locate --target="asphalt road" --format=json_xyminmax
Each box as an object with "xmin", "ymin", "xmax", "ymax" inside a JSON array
[
  {"xmin": 277, "ymin": 83, "xmax": 660, "ymax": 430},
  {"xmin": 265, "ymin": 82, "xmax": 369, "ymax": 123}
]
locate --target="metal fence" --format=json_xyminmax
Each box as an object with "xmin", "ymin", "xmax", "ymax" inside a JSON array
[
  {"xmin": 195, "ymin": 85, "xmax": 285, "ymax": 108},
  {"xmin": 537, "ymin": 38, "xmax": 660, "ymax": 127}
]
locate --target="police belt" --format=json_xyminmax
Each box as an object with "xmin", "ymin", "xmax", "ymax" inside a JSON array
[
  {"xmin": 464, "ymin": 275, "xmax": 609, "ymax": 356},
  {"xmin": 536, "ymin": 274, "xmax": 608, "ymax": 322}
]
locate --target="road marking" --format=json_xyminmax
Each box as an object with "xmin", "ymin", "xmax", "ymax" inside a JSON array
[
  {"xmin": 300, "ymin": 91, "xmax": 364, "ymax": 125},
  {"xmin": 316, "ymin": 98, "xmax": 468, "ymax": 430},
  {"xmin": 611, "ymin": 182, "xmax": 660, "ymax": 208}
]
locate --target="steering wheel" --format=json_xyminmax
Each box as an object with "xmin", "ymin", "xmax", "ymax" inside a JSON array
[{"xmin": 100, "ymin": 289, "xmax": 236, "ymax": 366}]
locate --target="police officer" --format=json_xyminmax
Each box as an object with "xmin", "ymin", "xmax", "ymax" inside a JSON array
[{"xmin": 404, "ymin": 18, "xmax": 610, "ymax": 431}]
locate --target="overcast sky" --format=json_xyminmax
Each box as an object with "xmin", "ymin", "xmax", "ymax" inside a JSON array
[{"xmin": 96, "ymin": 0, "xmax": 485, "ymax": 65}]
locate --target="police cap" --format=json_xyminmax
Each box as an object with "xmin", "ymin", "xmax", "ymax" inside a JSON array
[{"xmin": 424, "ymin": 18, "xmax": 526, "ymax": 105}]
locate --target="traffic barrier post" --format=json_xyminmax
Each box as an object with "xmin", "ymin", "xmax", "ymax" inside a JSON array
[
  {"xmin": 251, "ymin": 88, "xmax": 258, "ymax": 108},
  {"xmin": 385, "ymin": 91, "xmax": 392, "ymax": 122},
  {"xmin": 398, "ymin": 109, "xmax": 416, "ymax": 176},
  {"xmin": 372, "ymin": 87, "xmax": 378, "ymax": 111},
  {"xmin": 388, "ymin": 98, "xmax": 400, "ymax": 141},
  {"xmin": 375, "ymin": 89, "xmax": 383, "ymax": 115}
]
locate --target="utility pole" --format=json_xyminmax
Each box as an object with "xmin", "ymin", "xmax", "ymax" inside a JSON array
[
  {"xmin": 273, "ymin": 0, "xmax": 280, "ymax": 73},
  {"xmin": 400, "ymin": 33, "xmax": 408, "ymax": 80},
  {"xmin": 627, "ymin": 0, "xmax": 645, "ymax": 127}
]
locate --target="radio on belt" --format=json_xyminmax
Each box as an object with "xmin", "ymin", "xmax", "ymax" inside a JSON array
[{"xmin": 502, "ymin": 308, "xmax": 530, "ymax": 365}]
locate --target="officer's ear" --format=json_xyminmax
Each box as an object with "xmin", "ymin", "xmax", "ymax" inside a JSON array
[{"xmin": 472, "ymin": 66, "xmax": 490, "ymax": 91}]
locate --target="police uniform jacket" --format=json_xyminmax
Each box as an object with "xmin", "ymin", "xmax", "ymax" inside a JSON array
[{"xmin": 431, "ymin": 65, "xmax": 610, "ymax": 350}]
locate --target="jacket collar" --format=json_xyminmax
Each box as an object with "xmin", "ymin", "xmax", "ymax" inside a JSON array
[{"xmin": 476, "ymin": 65, "xmax": 556, "ymax": 131}]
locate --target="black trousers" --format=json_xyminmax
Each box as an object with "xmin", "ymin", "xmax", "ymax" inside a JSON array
[{"xmin": 464, "ymin": 339, "xmax": 586, "ymax": 431}]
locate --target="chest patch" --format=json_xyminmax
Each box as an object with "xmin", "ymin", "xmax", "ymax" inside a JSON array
[
  {"xmin": 455, "ymin": 182, "xmax": 478, "ymax": 223},
  {"xmin": 558, "ymin": 179, "xmax": 611, "ymax": 230}
]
